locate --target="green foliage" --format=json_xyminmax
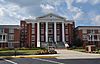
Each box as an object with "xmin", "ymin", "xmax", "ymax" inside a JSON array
[{"xmin": 72, "ymin": 38, "xmax": 83, "ymax": 47}]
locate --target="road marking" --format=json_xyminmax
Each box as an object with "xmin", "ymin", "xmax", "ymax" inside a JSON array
[
  {"xmin": 33, "ymin": 58, "xmax": 64, "ymax": 64},
  {"xmin": 4, "ymin": 59, "xmax": 18, "ymax": 64}
]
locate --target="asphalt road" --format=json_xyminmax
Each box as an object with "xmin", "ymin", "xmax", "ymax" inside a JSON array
[{"xmin": 0, "ymin": 58, "xmax": 100, "ymax": 64}]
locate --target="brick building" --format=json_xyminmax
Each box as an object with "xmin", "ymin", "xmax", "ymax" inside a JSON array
[
  {"xmin": 76, "ymin": 26, "xmax": 100, "ymax": 48},
  {"xmin": 20, "ymin": 13, "xmax": 75, "ymax": 48},
  {"xmin": 0, "ymin": 25, "xmax": 20, "ymax": 48}
]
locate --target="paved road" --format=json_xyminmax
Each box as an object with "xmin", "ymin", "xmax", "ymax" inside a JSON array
[{"xmin": 0, "ymin": 58, "xmax": 100, "ymax": 64}]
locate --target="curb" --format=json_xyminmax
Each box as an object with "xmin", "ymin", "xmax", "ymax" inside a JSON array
[{"xmin": 0, "ymin": 55, "xmax": 58, "ymax": 59}]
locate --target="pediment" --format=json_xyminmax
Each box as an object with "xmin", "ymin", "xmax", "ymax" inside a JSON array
[{"xmin": 37, "ymin": 13, "xmax": 65, "ymax": 20}]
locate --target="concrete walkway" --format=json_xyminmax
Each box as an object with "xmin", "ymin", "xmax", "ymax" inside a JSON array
[{"xmin": 55, "ymin": 49, "xmax": 100, "ymax": 59}]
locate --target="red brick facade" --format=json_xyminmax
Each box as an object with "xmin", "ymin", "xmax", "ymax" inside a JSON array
[
  {"xmin": 76, "ymin": 26, "xmax": 100, "ymax": 48},
  {"xmin": 20, "ymin": 20, "xmax": 75, "ymax": 48},
  {"xmin": 0, "ymin": 25, "xmax": 20, "ymax": 48}
]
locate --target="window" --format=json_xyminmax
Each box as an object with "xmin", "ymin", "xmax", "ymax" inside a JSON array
[
  {"xmin": 65, "ymin": 35, "xmax": 68, "ymax": 41},
  {"xmin": 48, "ymin": 29, "xmax": 53, "ymax": 34},
  {"xmin": 40, "ymin": 23, "xmax": 45, "ymax": 28},
  {"xmin": 94, "ymin": 30, "xmax": 98, "ymax": 33},
  {"xmin": 32, "ymin": 29, "xmax": 35, "ymax": 34},
  {"xmin": 65, "ymin": 29, "xmax": 68, "ymax": 34},
  {"xmin": 0, "ymin": 29, "xmax": 3, "ymax": 33},
  {"xmin": 83, "ymin": 35, "xmax": 87, "ymax": 40},
  {"xmin": 65, "ymin": 24, "xmax": 68, "ymax": 28},
  {"xmin": 0, "ymin": 35, "xmax": 2, "ymax": 41},
  {"xmin": 9, "ymin": 29, "xmax": 14, "ymax": 33},
  {"xmin": 32, "ymin": 36, "xmax": 35, "ymax": 41},
  {"xmin": 48, "ymin": 22, "xmax": 53, "ymax": 28},
  {"xmin": 3, "ymin": 35, "xmax": 5, "ymax": 40},
  {"xmin": 32, "ymin": 24, "xmax": 35, "ymax": 28},
  {"xmin": 57, "ymin": 35, "xmax": 60, "ymax": 41},
  {"xmin": 88, "ymin": 35, "xmax": 93, "ymax": 40},
  {"xmin": 40, "ymin": 29, "xmax": 44, "ymax": 34},
  {"xmin": 94, "ymin": 35, "xmax": 97, "ymax": 40},
  {"xmin": 82, "ymin": 30, "xmax": 87, "ymax": 33},
  {"xmin": 87, "ymin": 30, "xmax": 91, "ymax": 33},
  {"xmin": 9, "ymin": 34, "xmax": 14, "ymax": 40},
  {"xmin": 41, "ymin": 35, "xmax": 44, "ymax": 41},
  {"xmin": 57, "ymin": 29, "xmax": 60, "ymax": 34}
]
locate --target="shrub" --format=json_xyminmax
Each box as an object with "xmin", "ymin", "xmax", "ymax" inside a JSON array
[{"xmin": 0, "ymin": 48, "xmax": 14, "ymax": 51}]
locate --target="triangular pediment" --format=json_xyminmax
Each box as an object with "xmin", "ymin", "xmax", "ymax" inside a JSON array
[{"xmin": 37, "ymin": 13, "xmax": 65, "ymax": 20}]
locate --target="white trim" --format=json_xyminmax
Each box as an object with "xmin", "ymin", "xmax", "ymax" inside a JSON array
[
  {"xmin": 2, "ymin": 34, "xmax": 3, "ymax": 41},
  {"xmin": 54, "ymin": 22, "xmax": 56, "ymax": 42},
  {"xmin": 62, "ymin": 22, "xmax": 65, "ymax": 42},
  {"xmin": 46, "ymin": 22, "xmax": 48, "ymax": 42},
  {"xmin": 37, "ymin": 22, "xmax": 40, "ymax": 47}
]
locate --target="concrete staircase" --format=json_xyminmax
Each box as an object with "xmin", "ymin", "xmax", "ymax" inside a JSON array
[{"xmin": 55, "ymin": 42, "xmax": 65, "ymax": 48}]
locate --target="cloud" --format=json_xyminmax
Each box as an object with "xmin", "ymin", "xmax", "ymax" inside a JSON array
[
  {"xmin": 0, "ymin": 7, "xmax": 4, "ymax": 17},
  {"xmin": 40, "ymin": 4, "xmax": 54, "ymax": 10},
  {"xmin": 65, "ymin": 0, "xmax": 84, "ymax": 20},
  {"xmin": 75, "ymin": 0, "xmax": 88, "ymax": 3},
  {"xmin": 0, "ymin": 0, "xmax": 99, "ymax": 26},
  {"xmin": 40, "ymin": 4, "xmax": 55, "ymax": 13},
  {"xmin": 75, "ymin": 0, "xmax": 100, "ymax": 5},
  {"xmin": 0, "ymin": 1, "xmax": 37, "ymax": 25},
  {"xmin": 6, "ymin": 0, "xmax": 42, "ymax": 7},
  {"xmin": 92, "ymin": 15, "xmax": 100, "ymax": 25}
]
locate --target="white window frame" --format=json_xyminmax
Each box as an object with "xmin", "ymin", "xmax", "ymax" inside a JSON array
[
  {"xmin": 9, "ymin": 29, "xmax": 14, "ymax": 33},
  {"xmin": 57, "ymin": 35, "xmax": 60, "ymax": 41},
  {"xmin": 9, "ymin": 34, "xmax": 14, "ymax": 40},
  {"xmin": 41, "ymin": 35, "xmax": 44, "ymax": 41}
]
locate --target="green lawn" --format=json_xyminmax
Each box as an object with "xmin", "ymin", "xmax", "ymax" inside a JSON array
[{"xmin": 0, "ymin": 49, "xmax": 46, "ymax": 56}]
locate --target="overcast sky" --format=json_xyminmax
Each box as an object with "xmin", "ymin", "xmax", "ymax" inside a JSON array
[{"xmin": 0, "ymin": 0, "xmax": 100, "ymax": 26}]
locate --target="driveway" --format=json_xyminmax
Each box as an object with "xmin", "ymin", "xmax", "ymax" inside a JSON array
[{"xmin": 55, "ymin": 49, "xmax": 100, "ymax": 59}]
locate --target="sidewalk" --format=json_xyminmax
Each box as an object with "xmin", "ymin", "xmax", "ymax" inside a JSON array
[{"xmin": 55, "ymin": 49, "xmax": 100, "ymax": 59}]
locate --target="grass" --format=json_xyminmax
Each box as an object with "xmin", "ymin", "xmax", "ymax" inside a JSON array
[{"xmin": 0, "ymin": 48, "xmax": 47, "ymax": 56}]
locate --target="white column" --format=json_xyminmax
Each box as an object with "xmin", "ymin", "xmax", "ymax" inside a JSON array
[
  {"xmin": 2, "ymin": 35, "xmax": 3, "ymax": 41},
  {"xmin": 5, "ymin": 35, "xmax": 7, "ymax": 42},
  {"xmin": 54, "ymin": 22, "xmax": 56, "ymax": 42},
  {"xmin": 46, "ymin": 22, "xmax": 48, "ymax": 42},
  {"xmin": 37, "ymin": 22, "xmax": 40, "ymax": 47},
  {"xmin": 92, "ymin": 35, "xmax": 94, "ymax": 41},
  {"xmin": 62, "ymin": 22, "xmax": 65, "ymax": 42}
]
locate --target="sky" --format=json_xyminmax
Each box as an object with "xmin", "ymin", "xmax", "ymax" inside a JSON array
[{"xmin": 0, "ymin": 0, "xmax": 100, "ymax": 26}]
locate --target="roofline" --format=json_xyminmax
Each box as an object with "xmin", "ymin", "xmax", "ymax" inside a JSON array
[
  {"xmin": 0, "ymin": 25, "xmax": 19, "ymax": 26},
  {"xmin": 76, "ymin": 26, "xmax": 100, "ymax": 29},
  {"xmin": 36, "ymin": 13, "xmax": 66, "ymax": 20},
  {"xmin": 77, "ymin": 26, "xmax": 100, "ymax": 27}
]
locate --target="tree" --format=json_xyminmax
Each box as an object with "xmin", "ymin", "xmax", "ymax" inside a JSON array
[
  {"xmin": 73, "ymin": 38, "xmax": 83, "ymax": 47},
  {"xmin": 72, "ymin": 29, "xmax": 83, "ymax": 47}
]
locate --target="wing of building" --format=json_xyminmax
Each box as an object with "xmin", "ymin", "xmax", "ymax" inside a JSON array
[
  {"xmin": 20, "ymin": 13, "xmax": 75, "ymax": 48},
  {"xmin": 0, "ymin": 25, "xmax": 20, "ymax": 48},
  {"xmin": 76, "ymin": 26, "xmax": 100, "ymax": 48}
]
